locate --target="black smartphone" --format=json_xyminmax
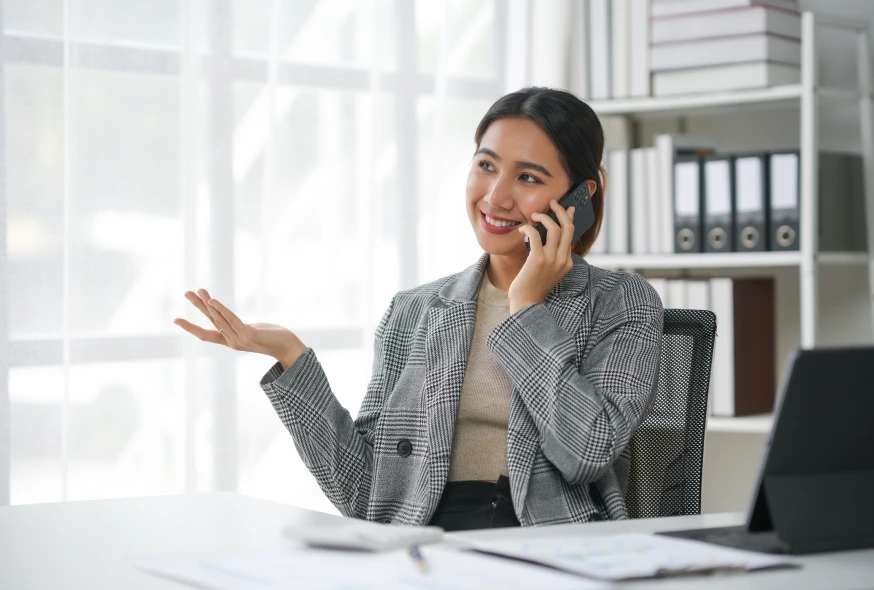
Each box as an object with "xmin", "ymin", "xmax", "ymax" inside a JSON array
[{"xmin": 525, "ymin": 182, "xmax": 595, "ymax": 253}]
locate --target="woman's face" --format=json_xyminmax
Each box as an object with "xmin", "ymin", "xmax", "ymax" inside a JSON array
[{"xmin": 466, "ymin": 117, "xmax": 572, "ymax": 257}]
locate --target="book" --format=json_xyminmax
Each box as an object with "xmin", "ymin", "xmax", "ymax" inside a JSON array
[
  {"xmin": 652, "ymin": 61, "xmax": 800, "ymax": 96},
  {"xmin": 685, "ymin": 279, "xmax": 711, "ymax": 313},
  {"xmin": 589, "ymin": 0, "xmax": 612, "ymax": 99},
  {"xmin": 629, "ymin": 0, "xmax": 651, "ymax": 97},
  {"xmin": 652, "ymin": 0, "xmax": 798, "ymax": 19},
  {"xmin": 666, "ymin": 279, "xmax": 687, "ymax": 309},
  {"xmin": 611, "ymin": 0, "xmax": 631, "ymax": 99},
  {"xmin": 709, "ymin": 277, "xmax": 775, "ymax": 417},
  {"xmin": 630, "ymin": 148, "xmax": 649, "ymax": 254},
  {"xmin": 651, "ymin": 34, "xmax": 801, "ymax": 72},
  {"xmin": 645, "ymin": 148, "xmax": 662, "ymax": 254},
  {"xmin": 651, "ymin": 5, "xmax": 801, "ymax": 44},
  {"xmin": 568, "ymin": 0, "xmax": 590, "ymax": 100},
  {"xmin": 606, "ymin": 149, "xmax": 630, "ymax": 254}
]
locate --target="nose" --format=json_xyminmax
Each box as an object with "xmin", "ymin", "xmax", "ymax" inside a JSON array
[{"xmin": 483, "ymin": 176, "xmax": 515, "ymax": 211}]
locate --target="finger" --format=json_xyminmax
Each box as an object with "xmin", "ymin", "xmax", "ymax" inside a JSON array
[
  {"xmin": 532, "ymin": 205, "xmax": 561, "ymax": 252},
  {"xmin": 207, "ymin": 298, "xmax": 249, "ymax": 340},
  {"xmin": 197, "ymin": 288, "xmax": 214, "ymax": 307},
  {"xmin": 185, "ymin": 291, "xmax": 219, "ymax": 327},
  {"xmin": 173, "ymin": 318, "xmax": 227, "ymax": 346},
  {"xmin": 205, "ymin": 303, "xmax": 238, "ymax": 343},
  {"xmin": 518, "ymin": 224, "xmax": 543, "ymax": 257},
  {"xmin": 555, "ymin": 204, "xmax": 576, "ymax": 254},
  {"xmin": 550, "ymin": 199, "xmax": 573, "ymax": 228}
]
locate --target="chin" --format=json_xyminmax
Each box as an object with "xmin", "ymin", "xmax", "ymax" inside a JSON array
[{"xmin": 474, "ymin": 231, "xmax": 526, "ymax": 257}]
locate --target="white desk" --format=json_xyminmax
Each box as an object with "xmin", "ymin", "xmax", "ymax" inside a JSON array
[{"xmin": 1, "ymin": 493, "xmax": 872, "ymax": 589}]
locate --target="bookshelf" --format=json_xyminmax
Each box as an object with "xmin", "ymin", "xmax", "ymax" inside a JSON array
[
  {"xmin": 587, "ymin": 251, "xmax": 868, "ymax": 270},
  {"xmin": 588, "ymin": 12, "xmax": 873, "ymax": 439},
  {"xmin": 589, "ymin": 83, "xmax": 868, "ymax": 119},
  {"xmin": 706, "ymin": 415, "xmax": 773, "ymax": 435},
  {"xmin": 590, "ymin": 84, "xmax": 805, "ymax": 118}
]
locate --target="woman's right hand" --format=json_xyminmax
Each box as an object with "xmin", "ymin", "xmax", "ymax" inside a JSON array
[{"xmin": 173, "ymin": 288, "xmax": 307, "ymax": 370}]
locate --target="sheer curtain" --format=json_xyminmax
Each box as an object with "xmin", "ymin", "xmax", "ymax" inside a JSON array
[{"xmin": 0, "ymin": 0, "xmax": 565, "ymax": 512}]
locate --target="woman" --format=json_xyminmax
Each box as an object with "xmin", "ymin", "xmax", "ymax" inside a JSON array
[{"xmin": 175, "ymin": 87, "xmax": 663, "ymax": 531}]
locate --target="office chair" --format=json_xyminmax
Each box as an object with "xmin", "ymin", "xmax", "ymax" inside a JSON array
[{"xmin": 625, "ymin": 309, "xmax": 717, "ymax": 519}]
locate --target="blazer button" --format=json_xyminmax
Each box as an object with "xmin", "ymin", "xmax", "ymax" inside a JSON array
[{"xmin": 397, "ymin": 439, "xmax": 412, "ymax": 457}]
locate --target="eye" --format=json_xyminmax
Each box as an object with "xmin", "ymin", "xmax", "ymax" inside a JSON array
[
  {"xmin": 520, "ymin": 173, "xmax": 541, "ymax": 184},
  {"xmin": 478, "ymin": 160, "xmax": 495, "ymax": 172}
]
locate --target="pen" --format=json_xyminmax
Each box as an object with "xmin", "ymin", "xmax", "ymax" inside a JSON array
[{"xmin": 407, "ymin": 545, "xmax": 428, "ymax": 573}]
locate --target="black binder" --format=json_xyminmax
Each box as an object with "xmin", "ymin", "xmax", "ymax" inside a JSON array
[
  {"xmin": 819, "ymin": 152, "xmax": 868, "ymax": 252},
  {"xmin": 673, "ymin": 157, "xmax": 702, "ymax": 253},
  {"xmin": 733, "ymin": 153, "xmax": 769, "ymax": 252},
  {"xmin": 702, "ymin": 155, "xmax": 735, "ymax": 253},
  {"xmin": 768, "ymin": 151, "xmax": 800, "ymax": 251}
]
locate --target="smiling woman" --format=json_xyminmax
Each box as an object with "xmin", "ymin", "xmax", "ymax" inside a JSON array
[{"xmin": 176, "ymin": 87, "xmax": 664, "ymax": 531}]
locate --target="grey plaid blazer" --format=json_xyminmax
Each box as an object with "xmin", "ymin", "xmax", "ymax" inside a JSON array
[{"xmin": 261, "ymin": 252, "xmax": 663, "ymax": 526}]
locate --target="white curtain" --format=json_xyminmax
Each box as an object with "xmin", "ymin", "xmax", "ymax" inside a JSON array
[{"xmin": 0, "ymin": 0, "xmax": 541, "ymax": 512}]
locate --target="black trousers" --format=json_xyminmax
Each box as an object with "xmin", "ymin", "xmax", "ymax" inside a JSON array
[{"xmin": 428, "ymin": 475, "xmax": 521, "ymax": 531}]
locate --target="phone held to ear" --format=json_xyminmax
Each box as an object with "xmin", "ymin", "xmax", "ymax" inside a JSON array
[{"xmin": 524, "ymin": 182, "xmax": 596, "ymax": 253}]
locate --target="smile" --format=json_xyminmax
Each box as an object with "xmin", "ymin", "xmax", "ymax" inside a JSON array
[
  {"xmin": 481, "ymin": 212, "xmax": 522, "ymax": 235},
  {"xmin": 483, "ymin": 213, "xmax": 521, "ymax": 228}
]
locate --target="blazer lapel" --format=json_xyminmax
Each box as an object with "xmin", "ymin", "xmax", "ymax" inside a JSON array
[
  {"xmin": 506, "ymin": 255, "xmax": 592, "ymax": 520},
  {"xmin": 421, "ymin": 254, "xmax": 488, "ymax": 507},
  {"xmin": 423, "ymin": 301, "xmax": 477, "ymax": 504}
]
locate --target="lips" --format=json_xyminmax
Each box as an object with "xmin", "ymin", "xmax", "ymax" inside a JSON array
[{"xmin": 481, "ymin": 211, "xmax": 522, "ymax": 235}]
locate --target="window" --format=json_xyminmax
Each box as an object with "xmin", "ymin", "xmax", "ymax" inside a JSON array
[{"xmin": 1, "ymin": 0, "xmax": 509, "ymax": 511}]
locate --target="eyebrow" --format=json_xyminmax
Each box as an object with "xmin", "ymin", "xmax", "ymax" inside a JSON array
[{"xmin": 475, "ymin": 147, "xmax": 554, "ymax": 178}]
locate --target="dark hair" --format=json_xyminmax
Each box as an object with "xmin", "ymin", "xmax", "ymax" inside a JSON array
[{"xmin": 474, "ymin": 87, "xmax": 606, "ymax": 256}]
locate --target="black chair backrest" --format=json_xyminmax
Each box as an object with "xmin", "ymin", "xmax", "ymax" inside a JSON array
[{"xmin": 626, "ymin": 309, "xmax": 717, "ymax": 519}]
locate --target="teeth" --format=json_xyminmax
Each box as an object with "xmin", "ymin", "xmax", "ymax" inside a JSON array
[{"xmin": 485, "ymin": 214, "xmax": 521, "ymax": 228}]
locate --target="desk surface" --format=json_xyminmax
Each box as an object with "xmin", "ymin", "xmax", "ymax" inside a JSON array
[{"xmin": 1, "ymin": 493, "xmax": 872, "ymax": 589}]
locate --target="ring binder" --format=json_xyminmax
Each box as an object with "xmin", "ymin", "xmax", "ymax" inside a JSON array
[
  {"xmin": 673, "ymin": 157, "xmax": 703, "ymax": 253},
  {"xmin": 734, "ymin": 153, "xmax": 769, "ymax": 252},
  {"xmin": 768, "ymin": 151, "xmax": 800, "ymax": 251},
  {"xmin": 703, "ymin": 155, "xmax": 735, "ymax": 253}
]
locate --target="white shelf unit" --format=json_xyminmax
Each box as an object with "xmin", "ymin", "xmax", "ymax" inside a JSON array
[
  {"xmin": 706, "ymin": 415, "xmax": 774, "ymax": 435},
  {"xmin": 586, "ymin": 12, "xmax": 874, "ymax": 434},
  {"xmin": 587, "ymin": 251, "xmax": 869, "ymax": 271}
]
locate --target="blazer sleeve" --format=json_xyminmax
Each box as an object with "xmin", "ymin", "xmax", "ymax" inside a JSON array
[
  {"xmin": 259, "ymin": 297, "xmax": 398, "ymax": 519},
  {"xmin": 486, "ymin": 274, "xmax": 663, "ymax": 486}
]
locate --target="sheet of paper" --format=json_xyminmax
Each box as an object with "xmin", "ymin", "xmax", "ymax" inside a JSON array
[
  {"xmin": 472, "ymin": 533, "xmax": 798, "ymax": 581},
  {"xmin": 133, "ymin": 546, "xmax": 601, "ymax": 590}
]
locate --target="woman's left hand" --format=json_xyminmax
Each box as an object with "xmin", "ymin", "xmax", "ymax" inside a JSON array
[{"xmin": 509, "ymin": 200, "xmax": 576, "ymax": 315}]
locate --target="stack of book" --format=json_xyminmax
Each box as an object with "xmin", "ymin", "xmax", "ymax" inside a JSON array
[
  {"xmin": 647, "ymin": 277, "xmax": 776, "ymax": 417},
  {"xmin": 649, "ymin": 0, "xmax": 802, "ymax": 96}
]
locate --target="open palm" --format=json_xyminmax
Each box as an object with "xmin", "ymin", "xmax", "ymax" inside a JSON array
[{"xmin": 173, "ymin": 288, "xmax": 306, "ymax": 369}]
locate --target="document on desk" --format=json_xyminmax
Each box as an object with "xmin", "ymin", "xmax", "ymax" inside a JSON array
[
  {"xmin": 470, "ymin": 533, "xmax": 798, "ymax": 581},
  {"xmin": 133, "ymin": 546, "xmax": 599, "ymax": 590}
]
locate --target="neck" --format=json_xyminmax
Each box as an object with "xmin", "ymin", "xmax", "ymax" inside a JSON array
[{"xmin": 485, "ymin": 252, "xmax": 526, "ymax": 292}]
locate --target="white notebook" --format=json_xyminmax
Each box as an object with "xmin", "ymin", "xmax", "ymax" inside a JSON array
[{"xmin": 283, "ymin": 520, "xmax": 444, "ymax": 552}]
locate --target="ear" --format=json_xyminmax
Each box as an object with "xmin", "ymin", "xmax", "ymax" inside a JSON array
[{"xmin": 585, "ymin": 179, "xmax": 598, "ymax": 198}]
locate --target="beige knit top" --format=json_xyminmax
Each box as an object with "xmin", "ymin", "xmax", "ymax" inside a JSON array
[{"xmin": 447, "ymin": 271, "xmax": 513, "ymax": 483}]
